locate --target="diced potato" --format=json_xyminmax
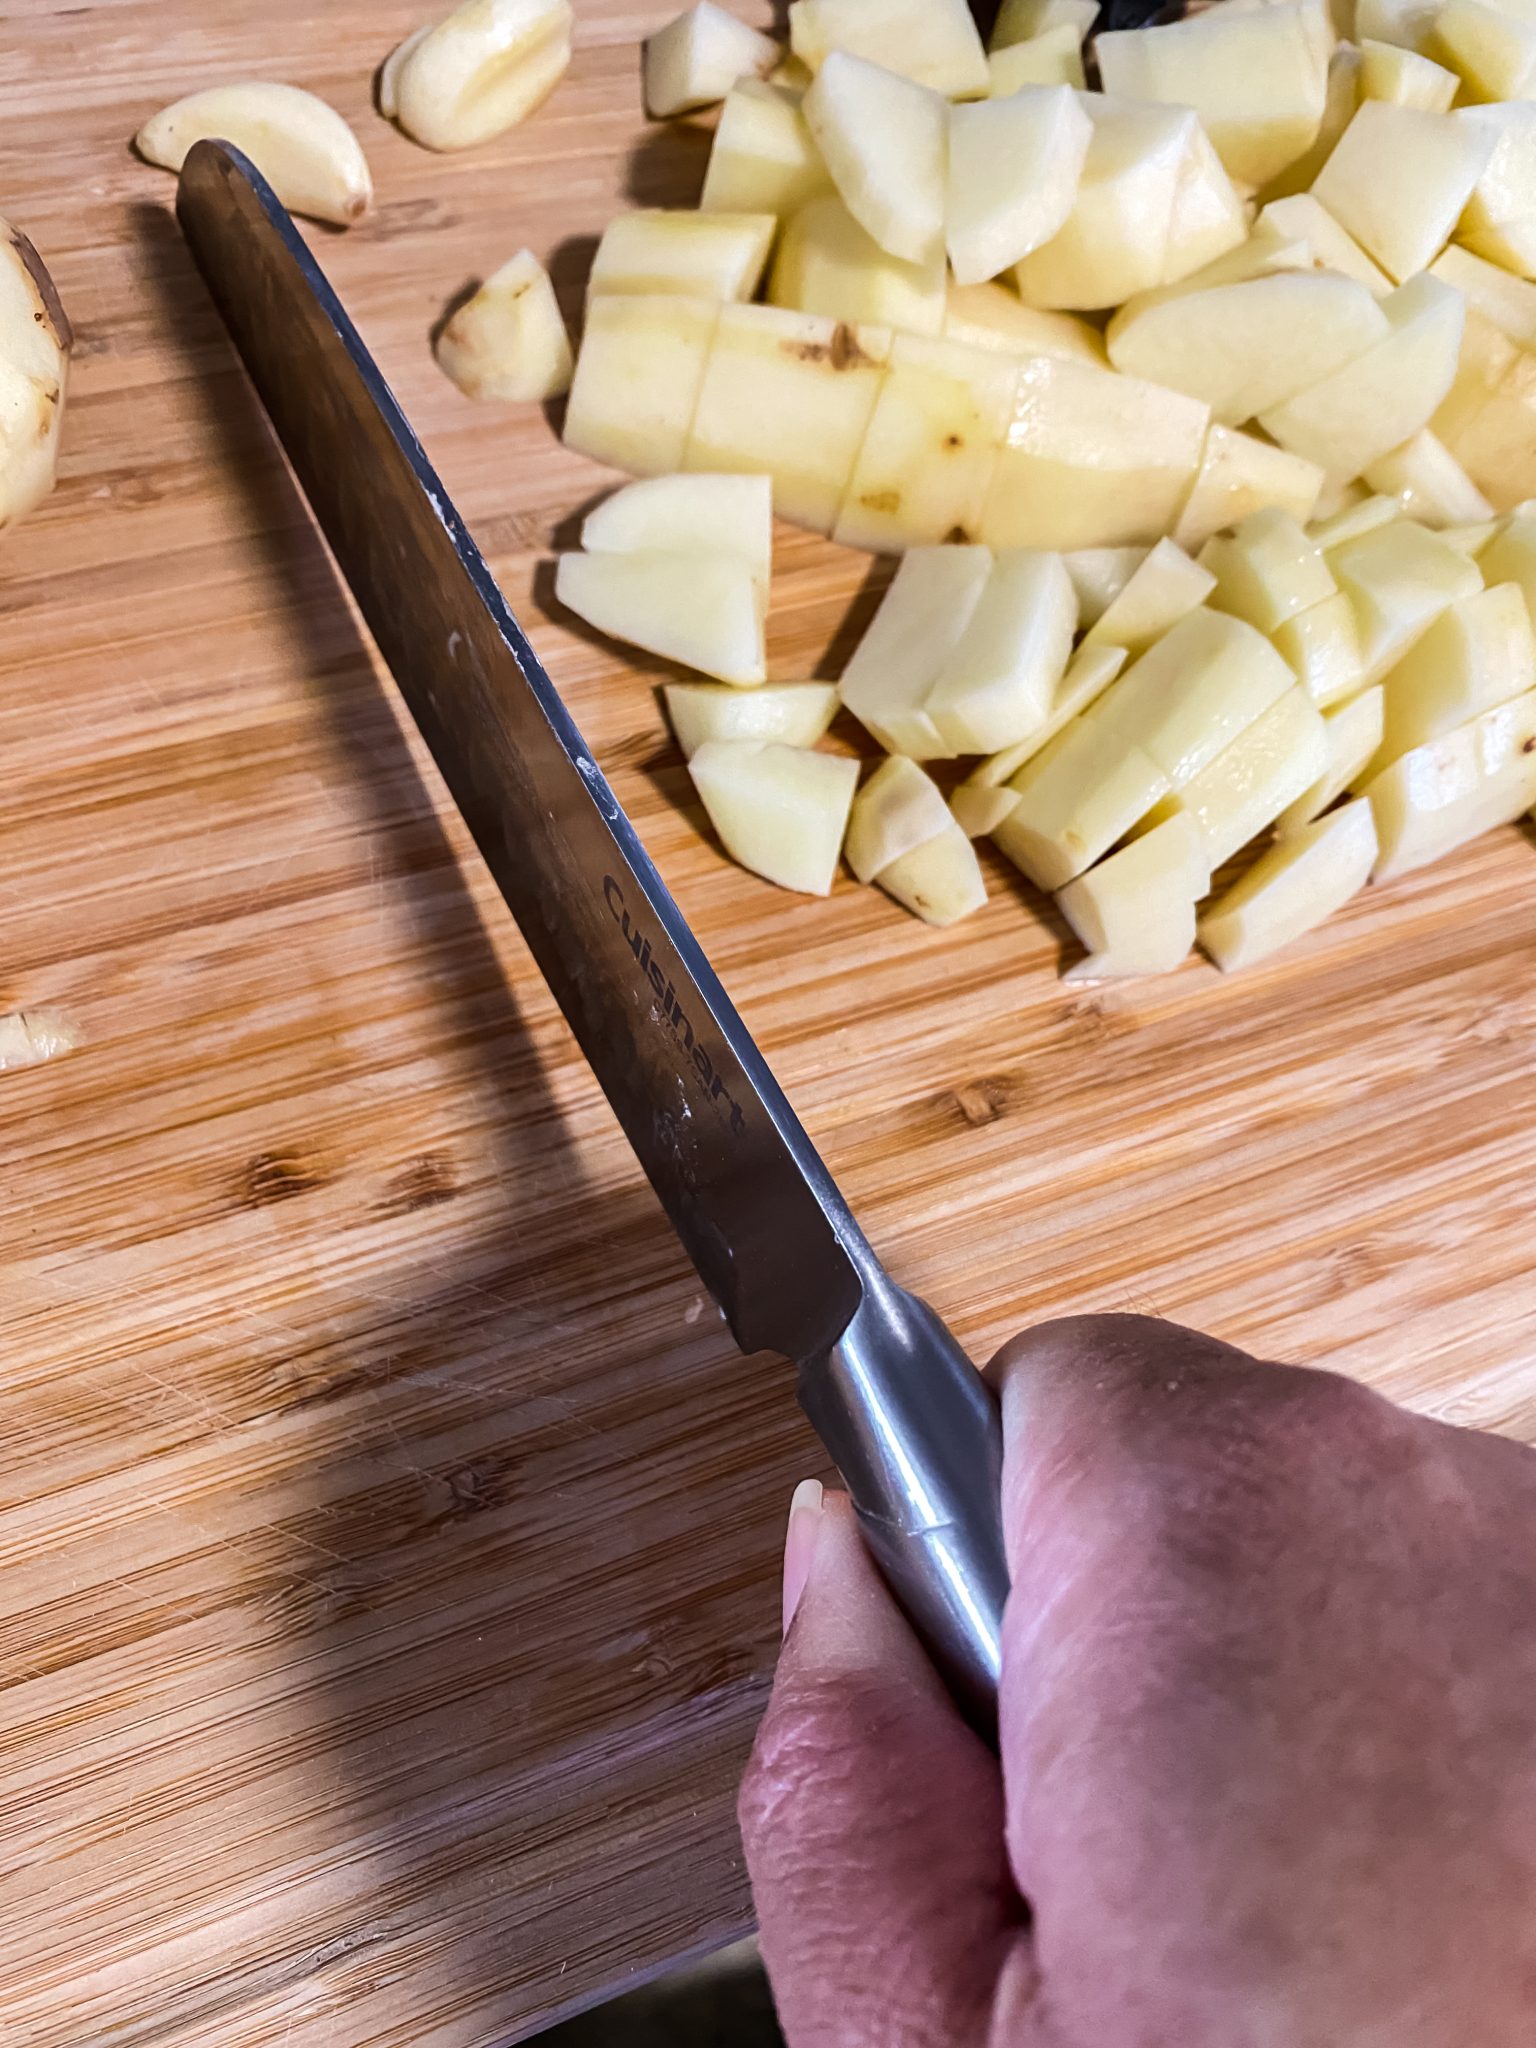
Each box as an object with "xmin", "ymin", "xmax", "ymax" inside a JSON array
[
  {"xmin": 845, "ymin": 754, "xmax": 956, "ymax": 880},
  {"xmin": 1057, "ymin": 813, "xmax": 1208, "ymax": 980},
  {"xmin": 987, "ymin": 28, "xmax": 1085, "ymax": 93},
  {"xmin": 1094, "ymin": 605, "xmax": 1296, "ymax": 787},
  {"xmin": 877, "ymin": 825, "xmax": 988, "ymax": 925},
  {"xmin": 942, "ymin": 281, "xmax": 1105, "ymax": 364},
  {"xmin": 1362, "ymin": 431, "xmax": 1494, "ymax": 528},
  {"xmin": 992, "ymin": 0, "xmax": 1097, "ymax": 48},
  {"xmin": 137, "ymin": 80, "xmax": 373, "ymax": 223},
  {"xmin": 1362, "ymin": 688, "xmax": 1536, "ymax": 878},
  {"xmin": 926, "ymin": 548, "xmax": 1078, "ymax": 752},
  {"xmin": 1433, "ymin": 305, "xmax": 1521, "ymax": 453},
  {"xmin": 1257, "ymin": 193, "xmax": 1391, "ymax": 295},
  {"xmin": 1106, "ymin": 271, "xmax": 1388, "ymax": 427},
  {"xmin": 1440, "ymin": 519, "xmax": 1502, "ymax": 557},
  {"xmin": 770, "ymin": 194, "xmax": 946, "ymax": 333},
  {"xmin": 1457, "ymin": 102, "xmax": 1536, "ymax": 282},
  {"xmin": 834, "ymin": 332, "xmax": 1018, "ymax": 550},
  {"xmin": 1312, "ymin": 103, "xmax": 1494, "ymax": 284},
  {"xmin": 685, "ymin": 302, "xmax": 891, "ymax": 533},
  {"xmin": 1430, "ymin": 336, "xmax": 1536, "ymax": 513},
  {"xmin": 1063, "ymin": 547, "xmax": 1147, "ymax": 627},
  {"xmin": 700, "ymin": 80, "xmax": 832, "ymax": 216},
  {"xmin": 643, "ymin": 3, "xmax": 780, "ymax": 117},
  {"xmin": 1117, "ymin": 220, "xmax": 1312, "ymax": 319},
  {"xmin": 1430, "ymin": 247, "xmax": 1536, "ymax": 351},
  {"xmin": 1426, "ymin": 0, "xmax": 1536, "ymax": 100},
  {"xmin": 1014, "ymin": 97, "xmax": 1194, "ymax": 312},
  {"xmin": 564, "ymin": 293, "xmax": 719, "ymax": 475},
  {"xmin": 665, "ymin": 681, "xmax": 837, "ymax": 757},
  {"xmin": 981, "ymin": 354, "xmax": 1210, "ymax": 550},
  {"xmin": 1159, "ymin": 127, "xmax": 1248, "ymax": 289},
  {"xmin": 1354, "ymin": 0, "xmax": 1439, "ymax": 49},
  {"xmin": 689, "ymin": 740, "xmax": 859, "ymax": 893},
  {"xmin": 1278, "ymin": 689, "xmax": 1385, "ymax": 828},
  {"xmin": 392, "ymin": 0, "xmax": 572, "ymax": 152},
  {"xmin": 1373, "ymin": 582, "xmax": 1535, "ymax": 769},
  {"xmin": 1084, "ymin": 538, "xmax": 1215, "ymax": 654},
  {"xmin": 1173, "ymin": 425, "xmax": 1325, "ymax": 552},
  {"xmin": 1309, "ymin": 492, "xmax": 1402, "ymax": 549},
  {"xmin": 1259, "ymin": 42, "xmax": 1360, "ymax": 201},
  {"xmin": 435, "ymin": 248, "xmax": 572, "ymax": 401},
  {"xmin": 803, "ymin": 52, "xmax": 945, "ymax": 264},
  {"xmin": 1357, "ymin": 36, "xmax": 1457, "ymax": 109},
  {"xmin": 583, "ymin": 473, "xmax": 772, "ymax": 593},
  {"xmin": 1203, "ymin": 508, "xmax": 1337, "ymax": 633},
  {"xmin": 555, "ymin": 549, "xmax": 765, "ymax": 683},
  {"xmin": 1477, "ymin": 514, "xmax": 1536, "ymax": 625},
  {"xmin": 951, "ymin": 643, "xmax": 1128, "ymax": 835},
  {"xmin": 588, "ymin": 210, "xmax": 775, "ymax": 302},
  {"xmin": 993, "ymin": 722, "xmax": 1170, "ymax": 888},
  {"xmin": 1271, "ymin": 590, "xmax": 1366, "ymax": 708},
  {"xmin": 1329, "ymin": 516, "xmax": 1483, "ymax": 684},
  {"xmin": 1165, "ymin": 684, "xmax": 1329, "ymax": 866},
  {"xmin": 946, "ymin": 85, "xmax": 1092, "ymax": 286},
  {"xmin": 1259, "ymin": 273, "xmax": 1465, "ymax": 486},
  {"xmin": 837, "ymin": 545, "xmax": 993, "ymax": 756},
  {"xmin": 788, "ymin": 0, "xmax": 989, "ymax": 96},
  {"xmin": 1095, "ymin": 6, "xmax": 1328, "ymax": 190},
  {"xmin": 1200, "ymin": 800, "xmax": 1377, "ymax": 970}
]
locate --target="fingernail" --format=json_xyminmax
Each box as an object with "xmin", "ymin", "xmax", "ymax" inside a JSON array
[{"xmin": 781, "ymin": 1478, "xmax": 824, "ymax": 1636}]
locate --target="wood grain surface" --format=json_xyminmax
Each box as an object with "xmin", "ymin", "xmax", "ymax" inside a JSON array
[{"xmin": 4, "ymin": 3, "xmax": 1536, "ymax": 2043}]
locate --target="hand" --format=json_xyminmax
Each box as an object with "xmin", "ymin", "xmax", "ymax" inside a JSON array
[{"xmin": 740, "ymin": 1315, "xmax": 1536, "ymax": 2047}]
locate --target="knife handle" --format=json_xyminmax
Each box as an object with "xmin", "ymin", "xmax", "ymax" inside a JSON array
[{"xmin": 796, "ymin": 1269, "xmax": 1008, "ymax": 1740}]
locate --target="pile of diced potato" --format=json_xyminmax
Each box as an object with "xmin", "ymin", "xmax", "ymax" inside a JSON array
[{"xmin": 542, "ymin": 0, "xmax": 1536, "ymax": 979}]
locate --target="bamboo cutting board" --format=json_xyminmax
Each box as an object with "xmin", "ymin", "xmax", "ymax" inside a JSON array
[{"xmin": 5, "ymin": 3, "xmax": 1536, "ymax": 2043}]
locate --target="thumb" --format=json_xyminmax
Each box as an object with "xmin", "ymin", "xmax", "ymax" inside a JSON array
[{"xmin": 740, "ymin": 1484, "xmax": 1026, "ymax": 2048}]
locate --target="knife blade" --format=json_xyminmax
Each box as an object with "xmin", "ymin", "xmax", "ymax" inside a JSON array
[{"xmin": 176, "ymin": 141, "xmax": 1007, "ymax": 1729}]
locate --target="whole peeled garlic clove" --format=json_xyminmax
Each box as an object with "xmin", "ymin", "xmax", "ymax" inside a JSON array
[
  {"xmin": 135, "ymin": 82, "xmax": 373, "ymax": 227},
  {"xmin": 391, "ymin": 0, "xmax": 574, "ymax": 152},
  {"xmin": 0, "ymin": 218, "xmax": 70, "ymax": 534},
  {"xmin": 435, "ymin": 249, "xmax": 573, "ymax": 401},
  {"xmin": 379, "ymin": 26, "xmax": 433, "ymax": 119}
]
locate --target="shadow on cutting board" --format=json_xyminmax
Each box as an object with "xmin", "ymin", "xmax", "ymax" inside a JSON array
[{"xmin": 131, "ymin": 194, "xmax": 819, "ymax": 2041}]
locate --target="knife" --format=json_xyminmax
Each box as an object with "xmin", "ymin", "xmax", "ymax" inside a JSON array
[{"xmin": 176, "ymin": 141, "xmax": 1008, "ymax": 1733}]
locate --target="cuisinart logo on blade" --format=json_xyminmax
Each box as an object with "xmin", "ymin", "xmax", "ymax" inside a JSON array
[{"xmin": 604, "ymin": 877, "xmax": 746, "ymax": 1133}]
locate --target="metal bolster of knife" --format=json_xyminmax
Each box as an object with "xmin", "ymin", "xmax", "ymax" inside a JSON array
[{"xmin": 796, "ymin": 1264, "xmax": 1009, "ymax": 1739}]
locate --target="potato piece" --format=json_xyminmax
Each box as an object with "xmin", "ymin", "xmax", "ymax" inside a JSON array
[
  {"xmin": 1164, "ymin": 685, "xmax": 1329, "ymax": 867},
  {"xmin": 582, "ymin": 473, "xmax": 771, "ymax": 594},
  {"xmin": 1271, "ymin": 590, "xmax": 1366, "ymax": 708},
  {"xmin": 987, "ymin": 28, "xmax": 1085, "ymax": 92},
  {"xmin": 1426, "ymin": 0, "xmax": 1536, "ymax": 100},
  {"xmin": 1014, "ymin": 98, "xmax": 1194, "ymax": 312},
  {"xmin": 1095, "ymin": 7, "xmax": 1328, "ymax": 190},
  {"xmin": 877, "ymin": 825, "xmax": 987, "ymax": 925},
  {"xmin": 436, "ymin": 249, "xmax": 571, "ymax": 401},
  {"xmin": 1363, "ymin": 688, "xmax": 1536, "ymax": 878},
  {"xmin": 1162, "ymin": 122, "xmax": 1249, "ymax": 287},
  {"xmin": 689, "ymin": 740, "xmax": 858, "ymax": 894},
  {"xmin": 803, "ymin": 53, "xmax": 945, "ymax": 264},
  {"xmin": 1457, "ymin": 102, "xmax": 1536, "ymax": 283},
  {"xmin": 1083, "ymin": 538, "xmax": 1214, "ymax": 655},
  {"xmin": 564, "ymin": 294, "xmax": 719, "ymax": 476},
  {"xmin": 665, "ymin": 681, "xmax": 837, "ymax": 758},
  {"xmin": 1433, "ymin": 305, "xmax": 1521, "ymax": 454},
  {"xmin": 981, "ymin": 354, "xmax": 1210, "ymax": 550},
  {"xmin": 1440, "ymin": 519, "xmax": 1502, "ymax": 558},
  {"xmin": 942, "ymin": 282, "xmax": 1104, "ymax": 363},
  {"xmin": 1117, "ymin": 221, "xmax": 1312, "ymax": 319},
  {"xmin": 1202, "ymin": 508, "xmax": 1337, "ymax": 634},
  {"xmin": 685, "ymin": 303, "xmax": 891, "ymax": 533},
  {"xmin": 951, "ymin": 643, "xmax": 1128, "ymax": 835},
  {"xmin": 700, "ymin": 80, "xmax": 832, "ymax": 216},
  {"xmin": 393, "ymin": 0, "xmax": 572, "ymax": 151},
  {"xmin": 1430, "ymin": 341, "xmax": 1536, "ymax": 513},
  {"xmin": 555, "ymin": 549, "xmax": 765, "ymax": 684},
  {"xmin": 1278, "ymin": 690, "xmax": 1385, "ymax": 829},
  {"xmin": 1476, "ymin": 514, "xmax": 1536, "ymax": 624},
  {"xmin": 589, "ymin": 211, "xmax": 774, "ymax": 302},
  {"xmin": 1430, "ymin": 247, "xmax": 1536, "ymax": 351},
  {"xmin": 1096, "ymin": 606, "xmax": 1297, "ymax": 788},
  {"xmin": 845, "ymin": 755, "xmax": 954, "ymax": 880},
  {"xmin": 1354, "ymin": 0, "xmax": 1438, "ymax": 48},
  {"xmin": 1256, "ymin": 193, "xmax": 1391, "ymax": 295},
  {"xmin": 1057, "ymin": 813, "xmax": 1207, "ymax": 980},
  {"xmin": 995, "ymin": 725, "xmax": 1170, "ymax": 889},
  {"xmin": 992, "ymin": 0, "xmax": 1097, "ymax": 48},
  {"xmin": 1373, "ymin": 582, "xmax": 1534, "ymax": 769},
  {"xmin": 834, "ymin": 332, "xmax": 1017, "ymax": 550},
  {"xmin": 838, "ymin": 545, "xmax": 992, "ymax": 756},
  {"xmin": 1329, "ymin": 516, "xmax": 1483, "ymax": 684},
  {"xmin": 1312, "ymin": 104, "xmax": 1493, "ymax": 284},
  {"xmin": 1259, "ymin": 274, "xmax": 1465, "ymax": 487},
  {"xmin": 788, "ymin": 0, "xmax": 989, "ymax": 95},
  {"xmin": 0, "ymin": 220, "xmax": 70, "ymax": 533},
  {"xmin": 1308, "ymin": 492, "xmax": 1402, "ymax": 549},
  {"xmin": 926, "ymin": 548, "xmax": 1077, "ymax": 753},
  {"xmin": 1200, "ymin": 799, "xmax": 1376, "ymax": 969},
  {"xmin": 1173, "ymin": 425, "xmax": 1325, "ymax": 552},
  {"xmin": 1362, "ymin": 431, "xmax": 1493, "ymax": 528},
  {"xmin": 1259, "ymin": 42, "xmax": 1360, "ymax": 201},
  {"xmin": 770, "ymin": 195, "xmax": 946, "ymax": 334},
  {"xmin": 1106, "ymin": 271, "xmax": 1388, "ymax": 427},
  {"xmin": 946, "ymin": 85, "xmax": 1091, "ymax": 287},
  {"xmin": 1357, "ymin": 36, "xmax": 1457, "ymax": 108},
  {"xmin": 136, "ymin": 81, "xmax": 372, "ymax": 224},
  {"xmin": 1063, "ymin": 548, "xmax": 1146, "ymax": 627},
  {"xmin": 643, "ymin": 3, "xmax": 780, "ymax": 117}
]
